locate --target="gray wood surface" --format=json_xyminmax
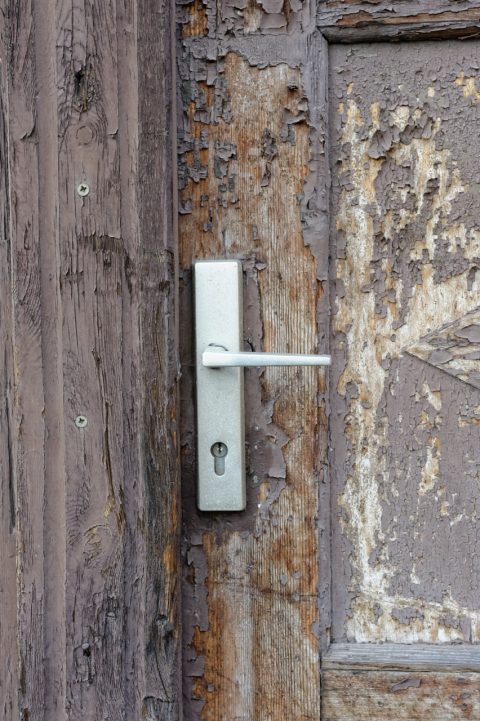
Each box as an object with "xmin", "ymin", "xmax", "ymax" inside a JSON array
[
  {"xmin": 0, "ymin": 16, "xmax": 17, "ymax": 718},
  {"xmin": 324, "ymin": 643, "xmax": 480, "ymax": 673},
  {"xmin": 3, "ymin": 1, "xmax": 180, "ymax": 719}
]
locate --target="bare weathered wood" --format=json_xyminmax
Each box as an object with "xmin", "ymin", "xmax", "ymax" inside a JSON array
[
  {"xmin": 0, "ymin": 19, "xmax": 17, "ymax": 718},
  {"xmin": 318, "ymin": 1, "xmax": 480, "ymax": 42},
  {"xmin": 178, "ymin": 22, "xmax": 330, "ymax": 721},
  {"xmin": 7, "ymin": 1, "xmax": 50, "ymax": 716},
  {"xmin": 135, "ymin": 1, "xmax": 181, "ymax": 717},
  {"xmin": 5, "ymin": 1, "xmax": 180, "ymax": 719},
  {"xmin": 322, "ymin": 670, "xmax": 480, "ymax": 720},
  {"xmin": 324, "ymin": 643, "xmax": 480, "ymax": 673}
]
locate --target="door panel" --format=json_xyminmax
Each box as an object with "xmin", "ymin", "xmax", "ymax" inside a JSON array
[{"xmin": 329, "ymin": 41, "xmax": 480, "ymax": 645}]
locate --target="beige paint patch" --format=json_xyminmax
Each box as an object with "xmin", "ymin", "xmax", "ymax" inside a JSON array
[
  {"xmin": 419, "ymin": 438, "xmax": 440, "ymax": 496},
  {"xmin": 455, "ymin": 71, "xmax": 480, "ymax": 102}
]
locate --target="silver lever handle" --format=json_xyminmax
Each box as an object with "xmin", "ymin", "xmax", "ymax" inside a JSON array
[
  {"xmin": 203, "ymin": 345, "xmax": 331, "ymax": 368},
  {"xmin": 194, "ymin": 259, "xmax": 331, "ymax": 512}
]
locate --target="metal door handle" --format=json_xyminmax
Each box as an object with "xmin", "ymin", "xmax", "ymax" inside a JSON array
[
  {"xmin": 203, "ymin": 345, "xmax": 331, "ymax": 368},
  {"xmin": 194, "ymin": 259, "xmax": 330, "ymax": 512}
]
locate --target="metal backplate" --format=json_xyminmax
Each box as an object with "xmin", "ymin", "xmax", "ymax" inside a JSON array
[{"xmin": 194, "ymin": 260, "xmax": 246, "ymax": 511}]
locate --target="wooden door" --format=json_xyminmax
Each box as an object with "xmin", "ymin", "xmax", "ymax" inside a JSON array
[{"xmin": 178, "ymin": 2, "xmax": 480, "ymax": 720}]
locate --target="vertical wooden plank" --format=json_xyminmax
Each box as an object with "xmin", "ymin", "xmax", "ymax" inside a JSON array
[
  {"xmin": 4, "ymin": 0, "xmax": 180, "ymax": 718},
  {"xmin": 0, "ymin": 16, "xmax": 18, "ymax": 718},
  {"xmin": 7, "ymin": 2, "xmax": 49, "ymax": 717},
  {"xmin": 33, "ymin": 0, "xmax": 67, "ymax": 713},
  {"xmin": 56, "ymin": 1, "xmax": 127, "ymax": 717},
  {"xmin": 178, "ymin": 30, "xmax": 330, "ymax": 721},
  {"xmin": 136, "ymin": 0, "xmax": 181, "ymax": 717}
]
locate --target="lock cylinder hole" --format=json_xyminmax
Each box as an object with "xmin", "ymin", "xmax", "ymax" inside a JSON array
[{"xmin": 211, "ymin": 441, "xmax": 228, "ymax": 476}]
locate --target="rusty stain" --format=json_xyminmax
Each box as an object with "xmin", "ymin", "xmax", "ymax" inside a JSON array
[{"xmin": 182, "ymin": 0, "xmax": 209, "ymax": 37}]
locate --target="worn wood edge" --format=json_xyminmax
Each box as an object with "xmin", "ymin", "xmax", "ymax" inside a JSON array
[
  {"xmin": 321, "ymin": 23, "xmax": 480, "ymax": 43},
  {"xmin": 323, "ymin": 643, "xmax": 480, "ymax": 672},
  {"xmin": 318, "ymin": 6, "xmax": 480, "ymax": 42},
  {"xmin": 304, "ymin": 32, "xmax": 333, "ymax": 653}
]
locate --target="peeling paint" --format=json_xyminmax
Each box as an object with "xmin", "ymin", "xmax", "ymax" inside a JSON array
[
  {"xmin": 330, "ymin": 42, "xmax": 480, "ymax": 644},
  {"xmin": 178, "ymin": 46, "xmax": 326, "ymax": 719}
]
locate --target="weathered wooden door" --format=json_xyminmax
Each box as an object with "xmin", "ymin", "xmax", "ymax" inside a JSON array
[{"xmin": 178, "ymin": 2, "xmax": 480, "ymax": 720}]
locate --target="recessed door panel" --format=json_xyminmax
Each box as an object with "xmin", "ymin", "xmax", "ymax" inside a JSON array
[{"xmin": 329, "ymin": 41, "xmax": 480, "ymax": 645}]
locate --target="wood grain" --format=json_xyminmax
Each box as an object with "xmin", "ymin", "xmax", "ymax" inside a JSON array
[
  {"xmin": 0, "ymin": 16, "xmax": 17, "ymax": 718},
  {"xmin": 178, "ymin": 35, "xmax": 331, "ymax": 720},
  {"xmin": 322, "ymin": 669, "xmax": 480, "ymax": 720},
  {"xmin": 324, "ymin": 643, "xmax": 480, "ymax": 673},
  {"xmin": 4, "ymin": 1, "xmax": 180, "ymax": 719},
  {"xmin": 317, "ymin": 1, "xmax": 480, "ymax": 41}
]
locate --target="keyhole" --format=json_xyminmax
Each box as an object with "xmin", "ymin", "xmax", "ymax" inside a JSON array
[{"xmin": 211, "ymin": 442, "xmax": 228, "ymax": 476}]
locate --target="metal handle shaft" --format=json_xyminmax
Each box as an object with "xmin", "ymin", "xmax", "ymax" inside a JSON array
[{"xmin": 203, "ymin": 346, "xmax": 331, "ymax": 368}]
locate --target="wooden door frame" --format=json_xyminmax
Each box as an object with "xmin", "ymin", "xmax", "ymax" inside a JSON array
[{"xmin": 318, "ymin": 3, "xmax": 480, "ymax": 42}]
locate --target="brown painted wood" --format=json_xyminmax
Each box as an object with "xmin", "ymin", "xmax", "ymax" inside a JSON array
[
  {"xmin": 322, "ymin": 670, "xmax": 480, "ymax": 720},
  {"xmin": 4, "ymin": 1, "xmax": 180, "ymax": 719},
  {"xmin": 323, "ymin": 26, "xmax": 480, "ymax": 721},
  {"xmin": 318, "ymin": 1, "xmax": 480, "ymax": 42}
]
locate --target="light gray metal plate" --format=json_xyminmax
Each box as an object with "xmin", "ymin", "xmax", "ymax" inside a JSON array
[{"xmin": 194, "ymin": 260, "xmax": 246, "ymax": 511}]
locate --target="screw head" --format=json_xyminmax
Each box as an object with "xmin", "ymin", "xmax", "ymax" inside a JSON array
[
  {"xmin": 75, "ymin": 415, "xmax": 88, "ymax": 429},
  {"xmin": 77, "ymin": 182, "xmax": 90, "ymax": 197}
]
